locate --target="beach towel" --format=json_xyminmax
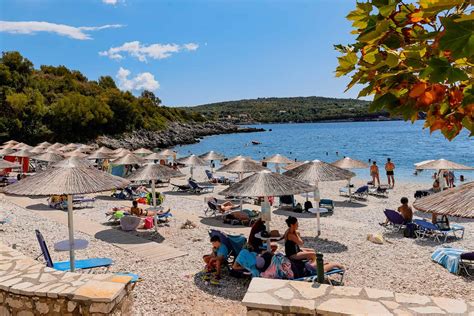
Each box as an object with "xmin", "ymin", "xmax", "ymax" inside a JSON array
[
  {"xmin": 235, "ymin": 249, "xmax": 260, "ymax": 277},
  {"xmin": 261, "ymin": 253, "xmax": 294, "ymax": 279},
  {"xmin": 431, "ymin": 247, "xmax": 466, "ymax": 274}
]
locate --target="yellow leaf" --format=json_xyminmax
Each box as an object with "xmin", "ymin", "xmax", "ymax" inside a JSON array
[{"xmin": 385, "ymin": 51, "xmax": 399, "ymax": 67}]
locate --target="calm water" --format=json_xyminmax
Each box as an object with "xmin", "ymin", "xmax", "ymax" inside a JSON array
[{"xmin": 174, "ymin": 121, "xmax": 474, "ymax": 183}]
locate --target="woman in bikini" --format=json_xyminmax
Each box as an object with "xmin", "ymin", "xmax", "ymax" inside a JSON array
[{"xmin": 284, "ymin": 216, "xmax": 344, "ymax": 272}]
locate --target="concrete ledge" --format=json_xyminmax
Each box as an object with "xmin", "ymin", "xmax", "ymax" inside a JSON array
[
  {"xmin": 0, "ymin": 243, "xmax": 134, "ymax": 315},
  {"xmin": 242, "ymin": 278, "xmax": 472, "ymax": 315}
]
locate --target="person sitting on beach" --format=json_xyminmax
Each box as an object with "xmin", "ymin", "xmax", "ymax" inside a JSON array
[
  {"xmin": 370, "ymin": 161, "xmax": 380, "ymax": 186},
  {"xmin": 129, "ymin": 200, "xmax": 167, "ymax": 217},
  {"xmin": 248, "ymin": 218, "xmax": 266, "ymax": 252},
  {"xmin": 432, "ymin": 179, "xmax": 441, "ymax": 193},
  {"xmin": 380, "ymin": 197, "xmax": 413, "ymax": 226},
  {"xmin": 284, "ymin": 216, "xmax": 344, "ymax": 273},
  {"xmin": 202, "ymin": 235, "xmax": 229, "ymax": 284}
]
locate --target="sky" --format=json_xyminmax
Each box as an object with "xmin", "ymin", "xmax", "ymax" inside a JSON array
[{"xmin": 0, "ymin": 0, "xmax": 361, "ymax": 107}]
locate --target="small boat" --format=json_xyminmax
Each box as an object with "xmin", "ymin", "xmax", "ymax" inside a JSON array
[{"xmin": 251, "ymin": 141, "xmax": 261, "ymax": 145}]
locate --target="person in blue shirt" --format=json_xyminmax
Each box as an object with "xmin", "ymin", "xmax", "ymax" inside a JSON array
[{"xmin": 202, "ymin": 235, "xmax": 229, "ymax": 284}]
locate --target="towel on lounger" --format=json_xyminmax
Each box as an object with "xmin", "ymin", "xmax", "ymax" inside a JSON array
[{"xmin": 431, "ymin": 247, "xmax": 466, "ymax": 274}]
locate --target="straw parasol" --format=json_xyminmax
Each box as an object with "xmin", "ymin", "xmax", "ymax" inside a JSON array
[
  {"xmin": 133, "ymin": 148, "xmax": 153, "ymax": 155},
  {"xmin": 112, "ymin": 148, "xmax": 133, "ymax": 158},
  {"xmin": 0, "ymin": 148, "xmax": 15, "ymax": 156},
  {"xmin": 29, "ymin": 146, "xmax": 46, "ymax": 154},
  {"xmin": 3, "ymin": 140, "xmax": 18, "ymax": 146},
  {"xmin": 177, "ymin": 154, "xmax": 207, "ymax": 179},
  {"xmin": 217, "ymin": 158, "xmax": 268, "ymax": 180},
  {"xmin": 413, "ymin": 181, "xmax": 474, "ymax": 218},
  {"xmin": 10, "ymin": 149, "xmax": 34, "ymax": 158},
  {"xmin": 54, "ymin": 157, "xmax": 93, "ymax": 168},
  {"xmin": 95, "ymin": 146, "xmax": 115, "ymax": 154},
  {"xmin": 414, "ymin": 160, "xmax": 435, "ymax": 169},
  {"xmin": 4, "ymin": 165, "xmax": 129, "ymax": 271},
  {"xmin": 63, "ymin": 149, "xmax": 88, "ymax": 158},
  {"xmin": 415, "ymin": 159, "xmax": 473, "ymax": 171},
  {"xmin": 48, "ymin": 143, "xmax": 64, "ymax": 150},
  {"xmin": 37, "ymin": 141, "xmax": 51, "ymax": 147},
  {"xmin": 282, "ymin": 161, "xmax": 308, "ymax": 171},
  {"xmin": 87, "ymin": 151, "xmax": 114, "ymax": 160},
  {"xmin": 332, "ymin": 157, "xmax": 369, "ymax": 169},
  {"xmin": 127, "ymin": 164, "xmax": 184, "ymax": 207},
  {"xmin": 284, "ymin": 160, "xmax": 355, "ymax": 236},
  {"xmin": 332, "ymin": 157, "xmax": 369, "ymax": 200},
  {"xmin": 143, "ymin": 153, "xmax": 166, "ymax": 161},
  {"xmin": 65, "ymin": 143, "xmax": 79, "ymax": 150},
  {"xmin": 199, "ymin": 151, "xmax": 225, "ymax": 161},
  {"xmin": 0, "ymin": 160, "xmax": 21, "ymax": 169},
  {"xmin": 157, "ymin": 149, "xmax": 176, "ymax": 157},
  {"xmin": 11, "ymin": 142, "xmax": 27, "ymax": 150},
  {"xmin": 222, "ymin": 155, "xmax": 257, "ymax": 165},
  {"xmin": 32, "ymin": 152, "xmax": 64, "ymax": 163},
  {"xmin": 262, "ymin": 154, "xmax": 293, "ymax": 173},
  {"xmin": 0, "ymin": 143, "xmax": 16, "ymax": 149},
  {"xmin": 112, "ymin": 153, "xmax": 145, "ymax": 165}
]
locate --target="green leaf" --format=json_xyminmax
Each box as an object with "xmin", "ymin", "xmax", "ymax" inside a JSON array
[
  {"xmin": 358, "ymin": 20, "xmax": 390, "ymax": 43},
  {"xmin": 462, "ymin": 116, "xmax": 474, "ymax": 136},
  {"xmin": 347, "ymin": 2, "xmax": 373, "ymax": 29},
  {"xmin": 421, "ymin": 57, "xmax": 468, "ymax": 83},
  {"xmin": 369, "ymin": 92, "xmax": 398, "ymax": 111},
  {"xmin": 439, "ymin": 18, "xmax": 474, "ymax": 59},
  {"xmin": 336, "ymin": 52, "xmax": 358, "ymax": 77},
  {"xmin": 385, "ymin": 51, "xmax": 399, "ymax": 67},
  {"xmin": 420, "ymin": 0, "xmax": 465, "ymax": 16},
  {"xmin": 446, "ymin": 67, "xmax": 469, "ymax": 83},
  {"xmin": 439, "ymin": 102, "xmax": 449, "ymax": 114}
]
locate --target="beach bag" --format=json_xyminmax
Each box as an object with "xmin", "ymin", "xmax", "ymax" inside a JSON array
[
  {"xmin": 403, "ymin": 223, "xmax": 416, "ymax": 238},
  {"xmin": 144, "ymin": 217, "xmax": 154, "ymax": 229},
  {"xmin": 136, "ymin": 197, "xmax": 147, "ymax": 205},
  {"xmin": 436, "ymin": 215, "xmax": 450, "ymax": 231},
  {"xmin": 304, "ymin": 201, "xmax": 313, "ymax": 212},
  {"xmin": 367, "ymin": 233, "xmax": 384, "ymax": 244}
]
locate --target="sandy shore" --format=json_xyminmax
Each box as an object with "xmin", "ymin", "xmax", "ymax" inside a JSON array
[{"xmin": 0, "ymin": 166, "xmax": 472, "ymax": 315}]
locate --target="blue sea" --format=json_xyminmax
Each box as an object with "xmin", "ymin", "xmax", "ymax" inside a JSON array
[{"xmin": 173, "ymin": 121, "xmax": 474, "ymax": 183}]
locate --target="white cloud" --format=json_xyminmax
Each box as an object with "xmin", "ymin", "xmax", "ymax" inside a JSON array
[
  {"xmin": 99, "ymin": 41, "xmax": 199, "ymax": 62},
  {"xmin": 0, "ymin": 21, "xmax": 123, "ymax": 40},
  {"xmin": 116, "ymin": 67, "xmax": 159, "ymax": 91},
  {"xmin": 102, "ymin": 0, "xmax": 118, "ymax": 5}
]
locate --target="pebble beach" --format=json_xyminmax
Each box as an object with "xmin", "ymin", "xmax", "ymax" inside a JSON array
[{"xmin": 0, "ymin": 166, "xmax": 472, "ymax": 315}]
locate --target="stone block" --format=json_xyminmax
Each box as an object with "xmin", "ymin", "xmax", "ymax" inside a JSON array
[
  {"xmin": 17, "ymin": 311, "xmax": 34, "ymax": 316},
  {"xmin": 242, "ymin": 292, "xmax": 284, "ymax": 311},
  {"xmin": 366, "ymin": 288, "xmax": 394, "ymax": 299},
  {"xmin": 73, "ymin": 280, "xmax": 125, "ymax": 302},
  {"xmin": 35, "ymin": 301, "xmax": 50, "ymax": 314},
  {"xmin": 274, "ymin": 287, "xmax": 295, "ymax": 300},
  {"xmin": 395, "ymin": 293, "xmax": 431, "ymax": 305},
  {"xmin": 330, "ymin": 286, "xmax": 362, "ymax": 297},
  {"xmin": 432, "ymin": 296, "xmax": 467, "ymax": 314},
  {"xmin": 317, "ymin": 298, "xmax": 392, "ymax": 316},
  {"xmin": 247, "ymin": 278, "xmax": 289, "ymax": 293},
  {"xmin": 5, "ymin": 296, "xmax": 23, "ymax": 309},
  {"xmin": 90, "ymin": 302, "xmax": 114, "ymax": 314},
  {"xmin": 409, "ymin": 306, "xmax": 445, "ymax": 314},
  {"xmin": 247, "ymin": 310, "xmax": 273, "ymax": 316},
  {"xmin": 67, "ymin": 301, "xmax": 77, "ymax": 312},
  {"xmin": 290, "ymin": 282, "xmax": 328, "ymax": 300},
  {"xmin": 381, "ymin": 300, "xmax": 400, "ymax": 310},
  {"xmin": 289, "ymin": 298, "xmax": 315, "ymax": 315},
  {"xmin": 0, "ymin": 306, "xmax": 11, "ymax": 316}
]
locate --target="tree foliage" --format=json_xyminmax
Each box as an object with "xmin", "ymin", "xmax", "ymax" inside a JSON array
[
  {"xmin": 336, "ymin": 0, "xmax": 473, "ymax": 140},
  {"xmin": 0, "ymin": 51, "xmax": 206, "ymax": 143}
]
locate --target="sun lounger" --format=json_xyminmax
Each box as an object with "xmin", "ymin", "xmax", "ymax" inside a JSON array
[
  {"xmin": 170, "ymin": 183, "xmax": 192, "ymax": 192},
  {"xmin": 189, "ymin": 180, "xmax": 214, "ymax": 194},
  {"xmin": 431, "ymin": 247, "xmax": 467, "ymax": 274},
  {"xmin": 352, "ymin": 185, "xmax": 369, "ymax": 200},
  {"xmin": 319, "ymin": 199, "xmax": 334, "ymax": 213},
  {"xmin": 279, "ymin": 195, "xmax": 295, "ymax": 209},
  {"xmin": 382, "ymin": 209, "xmax": 407, "ymax": 232},
  {"xmin": 35, "ymin": 230, "xmax": 113, "ymax": 271},
  {"xmin": 459, "ymin": 252, "xmax": 474, "ymax": 276},
  {"xmin": 414, "ymin": 219, "xmax": 464, "ymax": 242},
  {"xmin": 208, "ymin": 229, "xmax": 247, "ymax": 265},
  {"xmin": 369, "ymin": 187, "xmax": 388, "ymax": 197},
  {"xmin": 293, "ymin": 268, "xmax": 345, "ymax": 285}
]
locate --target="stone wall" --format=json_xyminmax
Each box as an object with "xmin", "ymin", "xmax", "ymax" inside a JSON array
[
  {"xmin": 0, "ymin": 244, "xmax": 134, "ymax": 315},
  {"xmin": 242, "ymin": 278, "xmax": 473, "ymax": 315}
]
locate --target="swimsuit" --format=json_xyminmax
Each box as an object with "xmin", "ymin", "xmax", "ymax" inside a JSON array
[{"xmin": 285, "ymin": 238, "xmax": 301, "ymax": 258}]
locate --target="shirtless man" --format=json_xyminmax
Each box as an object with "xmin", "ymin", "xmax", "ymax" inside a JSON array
[
  {"xmin": 370, "ymin": 161, "xmax": 380, "ymax": 186},
  {"xmin": 385, "ymin": 158, "xmax": 395, "ymax": 188},
  {"xmin": 380, "ymin": 197, "xmax": 413, "ymax": 226}
]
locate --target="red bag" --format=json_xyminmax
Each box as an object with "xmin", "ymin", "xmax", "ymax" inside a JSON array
[
  {"xmin": 144, "ymin": 217, "xmax": 154, "ymax": 229},
  {"xmin": 136, "ymin": 197, "xmax": 147, "ymax": 204}
]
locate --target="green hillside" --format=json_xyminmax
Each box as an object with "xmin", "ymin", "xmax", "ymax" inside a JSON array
[
  {"xmin": 0, "ymin": 51, "xmax": 205, "ymax": 143},
  {"xmin": 184, "ymin": 97, "xmax": 389, "ymax": 123}
]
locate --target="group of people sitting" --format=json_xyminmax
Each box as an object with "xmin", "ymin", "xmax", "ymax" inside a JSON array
[
  {"xmin": 107, "ymin": 200, "xmax": 171, "ymax": 230},
  {"xmin": 202, "ymin": 216, "xmax": 344, "ymax": 285}
]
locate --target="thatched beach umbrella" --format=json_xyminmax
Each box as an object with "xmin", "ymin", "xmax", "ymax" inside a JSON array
[
  {"xmin": 127, "ymin": 164, "xmax": 184, "ymax": 207},
  {"xmin": 32, "ymin": 152, "xmax": 64, "ymax": 163},
  {"xmin": 29, "ymin": 146, "xmax": 46, "ymax": 154},
  {"xmin": 0, "ymin": 160, "xmax": 21, "ymax": 169},
  {"xmin": 112, "ymin": 148, "xmax": 133, "ymax": 158},
  {"xmin": 283, "ymin": 161, "xmax": 308, "ymax": 171},
  {"xmin": 415, "ymin": 159, "xmax": 473, "ymax": 171},
  {"xmin": 63, "ymin": 150, "xmax": 88, "ymax": 158},
  {"xmin": 199, "ymin": 151, "xmax": 225, "ymax": 172},
  {"xmin": 76, "ymin": 144, "xmax": 94, "ymax": 152},
  {"xmin": 54, "ymin": 157, "xmax": 93, "ymax": 168},
  {"xmin": 87, "ymin": 151, "xmax": 114, "ymax": 160},
  {"xmin": 217, "ymin": 158, "xmax": 268, "ymax": 180},
  {"xmin": 222, "ymin": 155, "xmax": 256, "ymax": 165},
  {"xmin": 157, "ymin": 149, "xmax": 176, "ymax": 157},
  {"xmin": 0, "ymin": 143, "xmax": 16, "ymax": 149},
  {"xmin": 0, "ymin": 148, "xmax": 15, "ymax": 156},
  {"xmin": 95, "ymin": 146, "xmax": 114, "ymax": 154},
  {"xmin": 11, "ymin": 142, "xmax": 28, "ymax": 150},
  {"xmin": 37, "ymin": 141, "xmax": 51, "ymax": 148},
  {"xmin": 112, "ymin": 153, "xmax": 145, "ymax": 166},
  {"xmin": 133, "ymin": 148, "xmax": 153, "ymax": 155},
  {"xmin": 332, "ymin": 157, "xmax": 369, "ymax": 200},
  {"xmin": 177, "ymin": 154, "xmax": 207, "ymax": 179},
  {"xmin": 284, "ymin": 160, "xmax": 355, "ymax": 236},
  {"xmin": 143, "ymin": 153, "xmax": 166, "ymax": 161},
  {"xmin": 3, "ymin": 140, "xmax": 19, "ymax": 146},
  {"xmin": 4, "ymin": 165, "xmax": 129, "ymax": 271},
  {"xmin": 263, "ymin": 154, "xmax": 294, "ymax": 173},
  {"xmin": 10, "ymin": 149, "xmax": 34, "ymax": 158},
  {"xmin": 413, "ymin": 181, "xmax": 474, "ymax": 218}
]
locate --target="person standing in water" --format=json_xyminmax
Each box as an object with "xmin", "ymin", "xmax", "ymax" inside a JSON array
[
  {"xmin": 385, "ymin": 158, "xmax": 395, "ymax": 188},
  {"xmin": 370, "ymin": 161, "xmax": 380, "ymax": 187}
]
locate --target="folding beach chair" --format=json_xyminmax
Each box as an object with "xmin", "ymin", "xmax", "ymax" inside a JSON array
[
  {"xmin": 189, "ymin": 180, "xmax": 214, "ymax": 194},
  {"xmin": 170, "ymin": 183, "xmax": 192, "ymax": 192},
  {"xmin": 35, "ymin": 230, "xmax": 113, "ymax": 271},
  {"xmin": 208, "ymin": 229, "xmax": 247, "ymax": 265},
  {"xmin": 319, "ymin": 199, "xmax": 334, "ymax": 213},
  {"xmin": 382, "ymin": 209, "xmax": 407, "ymax": 232},
  {"xmin": 369, "ymin": 187, "xmax": 388, "ymax": 197},
  {"xmin": 352, "ymin": 186, "xmax": 369, "ymax": 200},
  {"xmin": 459, "ymin": 252, "xmax": 474, "ymax": 276},
  {"xmin": 293, "ymin": 268, "xmax": 345, "ymax": 285},
  {"xmin": 414, "ymin": 219, "xmax": 464, "ymax": 242}
]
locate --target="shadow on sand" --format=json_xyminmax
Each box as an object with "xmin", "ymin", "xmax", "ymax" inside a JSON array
[
  {"xmin": 199, "ymin": 216, "xmax": 251, "ymax": 229},
  {"xmin": 334, "ymin": 201, "xmax": 367, "ymax": 208},
  {"xmin": 301, "ymin": 237, "xmax": 348, "ymax": 254},
  {"xmin": 94, "ymin": 228, "xmax": 165, "ymax": 244},
  {"xmin": 192, "ymin": 271, "xmax": 250, "ymax": 301},
  {"xmin": 273, "ymin": 209, "xmax": 334, "ymax": 219}
]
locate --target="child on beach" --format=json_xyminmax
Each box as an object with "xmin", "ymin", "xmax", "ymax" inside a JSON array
[{"xmin": 202, "ymin": 235, "xmax": 229, "ymax": 285}]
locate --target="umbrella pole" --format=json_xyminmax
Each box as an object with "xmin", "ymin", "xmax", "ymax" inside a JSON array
[
  {"xmin": 348, "ymin": 179, "xmax": 352, "ymax": 202},
  {"xmin": 152, "ymin": 179, "xmax": 157, "ymax": 207},
  {"xmin": 276, "ymin": 163, "xmax": 280, "ymax": 174},
  {"xmin": 67, "ymin": 194, "xmax": 76, "ymax": 272},
  {"xmin": 263, "ymin": 196, "xmax": 271, "ymax": 252},
  {"xmin": 190, "ymin": 166, "xmax": 194, "ymax": 180},
  {"xmin": 313, "ymin": 187, "xmax": 321, "ymax": 237}
]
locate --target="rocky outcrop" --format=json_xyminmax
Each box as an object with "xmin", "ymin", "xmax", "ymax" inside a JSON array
[{"xmin": 96, "ymin": 121, "xmax": 265, "ymax": 149}]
